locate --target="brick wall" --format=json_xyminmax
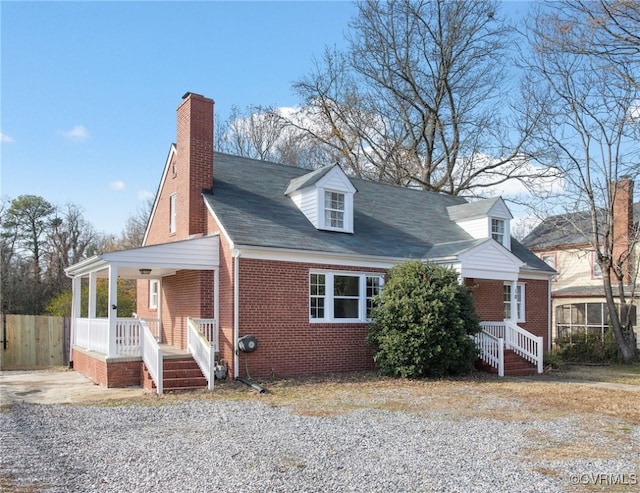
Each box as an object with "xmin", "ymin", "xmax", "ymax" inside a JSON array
[
  {"xmin": 161, "ymin": 271, "xmax": 214, "ymax": 349},
  {"xmin": 72, "ymin": 348, "xmax": 141, "ymax": 388},
  {"xmin": 467, "ymin": 279, "xmax": 505, "ymax": 321},
  {"xmin": 236, "ymin": 258, "xmax": 384, "ymax": 378},
  {"xmin": 519, "ymin": 278, "xmax": 550, "ymax": 345}
]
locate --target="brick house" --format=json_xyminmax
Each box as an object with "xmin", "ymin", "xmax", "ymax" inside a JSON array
[
  {"xmin": 522, "ymin": 179, "xmax": 639, "ymax": 348},
  {"xmin": 65, "ymin": 92, "xmax": 555, "ymax": 391}
]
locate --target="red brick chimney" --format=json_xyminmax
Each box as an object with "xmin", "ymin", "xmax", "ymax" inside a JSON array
[
  {"xmin": 611, "ymin": 177, "xmax": 633, "ymax": 284},
  {"xmin": 176, "ymin": 92, "xmax": 214, "ymax": 238}
]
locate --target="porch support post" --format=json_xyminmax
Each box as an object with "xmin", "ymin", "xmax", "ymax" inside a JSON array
[
  {"xmin": 157, "ymin": 277, "xmax": 163, "ymax": 343},
  {"xmin": 510, "ymin": 280, "xmax": 518, "ymax": 322},
  {"xmin": 88, "ymin": 271, "xmax": 97, "ymax": 319},
  {"xmin": 107, "ymin": 264, "xmax": 118, "ymax": 357},
  {"xmin": 70, "ymin": 276, "xmax": 81, "ymax": 358}
]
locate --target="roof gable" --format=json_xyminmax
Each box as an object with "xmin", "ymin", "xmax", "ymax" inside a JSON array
[{"xmin": 447, "ymin": 197, "xmax": 512, "ymax": 221}]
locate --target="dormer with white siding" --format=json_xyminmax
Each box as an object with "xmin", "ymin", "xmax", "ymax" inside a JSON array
[
  {"xmin": 447, "ymin": 198, "xmax": 513, "ymax": 250},
  {"xmin": 285, "ymin": 164, "xmax": 357, "ymax": 233}
]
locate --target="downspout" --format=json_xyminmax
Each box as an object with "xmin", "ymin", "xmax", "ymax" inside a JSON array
[{"xmin": 232, "ymin": 248, "xmax": 241, "ymax": 379}]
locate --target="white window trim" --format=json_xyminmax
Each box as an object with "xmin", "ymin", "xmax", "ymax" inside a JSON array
[
  {"xmin": 309, "ymin": 270, "xmax": 384, "ymax": 323},
  {"xmin": 169, "ymin": 193, "xmax": 177, "ymax": 234},
  {"xmin": 149, "ymin": 279, "xmax": 159, "ymax": 309},
  {"xmin": 504, "ymin": 282, "xmax": 525, "ymax": 323},
  {"xmin": 318, "ymin": 189, "xmax": 354, "ymax": 233},
  {"xmin": 491, "ymin": 218, "xmax": 505, "ymax": 245}
]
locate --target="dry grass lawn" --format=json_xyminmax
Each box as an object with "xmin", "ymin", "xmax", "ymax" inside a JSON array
[{"xmin": 153, "ymin": 363, "xmax": 640, "ymax": 424}]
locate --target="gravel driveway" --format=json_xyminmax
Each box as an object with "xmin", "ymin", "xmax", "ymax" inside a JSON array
[{"xmin": 1, "ymin": 372, "xmax": 639, "ymax": 492}]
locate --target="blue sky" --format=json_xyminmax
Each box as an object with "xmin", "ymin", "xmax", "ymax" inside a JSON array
[{"xmin": 2, "ymin": 1, "xmax": 533, "ymax": 236}]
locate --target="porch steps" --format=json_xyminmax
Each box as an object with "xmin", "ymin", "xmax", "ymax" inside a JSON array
[
  {"xmin": 479, "ymin": 349, "xmax": 538, "ymax": 377},
  {"xmin": 141, "ymin": 355, "xmax": 208, "ymax": 392}
]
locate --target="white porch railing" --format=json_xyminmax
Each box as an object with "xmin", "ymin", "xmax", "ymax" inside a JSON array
[
  {"xmin": 187, "ymin": 317, "xmax": 217, "ymax": 390},
  {"xmin": 73, "ymin": 317, "xmax": 159, "ymax": 358},
  {"xmin": 478, "ymin": 321, "xmax": 543, "ymax": 375},
  {"xmin": 75, "ymin": 318, "xmax": 109, "ymax": 354},
  {"xmin": 140, "ymin": 319, "xmax": 163, "ymax": 394},
  {"xmin": 115, "ymin": 318, "xmax": 141, "ymax": 356},
  {"xmin": 504, "ymin": 320, "xmax": 544, "ymax": 374},
  {"xmin": 473, "ymin": 330, "xmax": 504, "ymax": 377}
]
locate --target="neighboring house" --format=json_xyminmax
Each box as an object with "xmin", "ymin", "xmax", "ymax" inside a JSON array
[
  {"xmin": 522, "ymin": 179, "xmax": 639, "ymax": 348},
  {"xmin": 65, "ymin": 92, "xmax": 555, "ymax": 391}
]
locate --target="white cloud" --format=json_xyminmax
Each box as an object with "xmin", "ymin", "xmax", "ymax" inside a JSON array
[
  {"xmin": 1, "ymin": 131, "xmax": 14, "ymax": 143},
  {"xmin": 137, "ymin": 190, "xmax": 154, "ymax": 201},
  {"xmin": 109, "ymin": 180, "xmax": 126, "ymax": 191},
  {"xmin": 58, "ymin": 125, "xmax": 90, "ymax": 141}
]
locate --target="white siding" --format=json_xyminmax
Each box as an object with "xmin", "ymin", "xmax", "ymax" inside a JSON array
[
  {"xmin": 459, "ymin": 241, "xmax": 522, "ymax": 281},
  {"xmin": 457, "ymin": 217, "xmax": 489, "ymax": 240},
  {"xmin": 290, "ymin": 189, "xmax": 319, "ymax": 228},
  {"xmin": 488, "ymin": 200, "xmax": 512, "ymax": 219}
]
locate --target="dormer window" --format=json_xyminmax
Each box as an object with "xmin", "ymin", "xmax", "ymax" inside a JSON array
[
  {"xmin": 447, "ymin": 197, "xmax": 513, "ymax": 250},
  {"xmin": 491, "ymin": 218, "xmax": 505, "ymax": 244},
  {"xmin": 286, "ymin": 164, "xmax": 357, "ymax": 234},
  {"xmin": 324, "ymin": 191, "xmax": 345, "ymax": 229}
]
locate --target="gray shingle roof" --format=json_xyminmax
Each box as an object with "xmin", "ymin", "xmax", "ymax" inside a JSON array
[
  {"xmin": 284, "ymin": 163, "xmax": 340, "ymax": 195},
  {"xmin": 447, "ymin": 197, "xmax": 505, "ymax": 221},
  {"xmin": 522, "ymin": 204, "xmax": 640, "ymax": 250},
  {"xmin": 204, "ymin": 153, "xmax": 552, "ymax": 272}
]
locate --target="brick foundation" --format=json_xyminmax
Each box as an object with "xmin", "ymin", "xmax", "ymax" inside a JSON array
[{"xmin": 72, "ymin": 347, "xmax": 142, "ymax": 388}]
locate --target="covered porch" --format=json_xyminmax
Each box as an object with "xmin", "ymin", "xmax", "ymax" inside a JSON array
[
  {"xmin": 444, "ymin": 239, "xmax": 546, "ymax": 376},
  {"xmin": 65, "ymin": 235, "xmax": 221, "ymax": 393}
]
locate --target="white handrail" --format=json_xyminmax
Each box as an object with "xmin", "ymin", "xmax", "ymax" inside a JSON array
[
  {"xmin": 473, "ymin": 331, "xmax": 504, "ymax": 377},
  {"xmin": 187, "ymin": 317, "xmax": 215, "ymax": 390},
  {"xmin": 142, "ymin": 318, "xmax": 161, "ymax": 342},
  {"xmin": 505, "ymin": 320, "xmax": 543, "ymax": 373},
  {"xmin": 140, "ymin": 319, "xmax": 163, "ymax": 394}
]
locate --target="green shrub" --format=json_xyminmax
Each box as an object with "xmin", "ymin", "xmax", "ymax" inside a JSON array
[
  {"xmin": 366, "ymin": 260, "xmax": 480, "ymax": 378},
  {"xmin": 555, "ymin": 330, "xmax": 620, "ymax": 363}
]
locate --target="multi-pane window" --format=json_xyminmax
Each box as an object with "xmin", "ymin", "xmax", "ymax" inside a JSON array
[
  {"xmin": 149, "ymin": 280, "xmax": 159, "ymax": 309},
  {"xmin": 366, "ymin": 276, "xmax": 382, "ymax": 318},
  {"xmin": 556, "ymin": 302, "xmax": 637, "ymax": 342},
  {"xmin": 310, "ymin": 274, "xmax": 326, "ymax": 319},
  {"xmin": 324, "ymin": 191, "xmax": 345, "ymax": 229},
  {"xmin": 503, "ymin": 283, "xmax": 525, "ymax": 321},
  {"xmin": 310, "ymin": 272, "xmax": 384, "ymax": 322},
  {"xmin": 491, "ymin": 218, "xmax": 505, "ymax": 244},
  {"xmin": 169, "ymin": 193, "xmax": 177, "ymax": 234}
]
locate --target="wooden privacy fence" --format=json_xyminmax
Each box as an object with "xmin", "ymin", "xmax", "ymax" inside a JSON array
[{"xmin": 1, "ymin": 315, "xmax": 70, "ymax": 369}]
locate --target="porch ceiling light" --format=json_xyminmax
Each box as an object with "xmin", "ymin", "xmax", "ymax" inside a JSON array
[{"xmin": 139, "ymin": 268, "xmax": 152, "ymax": 275}]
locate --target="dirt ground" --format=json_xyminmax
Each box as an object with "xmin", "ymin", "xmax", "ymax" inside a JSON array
[{"xmin": 0, "ymin": 368, "xmax": 146, "ymax": 406}]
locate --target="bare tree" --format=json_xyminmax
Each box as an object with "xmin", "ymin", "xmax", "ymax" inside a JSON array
[
  {"xmin": 45, "ymin": 203, "xmax": 97, "ymax": 294},
  {"xmin": 524, "ymin": 1, "xmax": 639, "ymax": 362},
  {"xmin": 215, "ymin": 105, "xmax": 328, "ymax": 168},
  {"xmin": 288, "ymin": 0, "xmax": 553, "ymax": 195},
  {"xmin": 118, "ymin": 199, "xmax": 153, "ymax": 250}
]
